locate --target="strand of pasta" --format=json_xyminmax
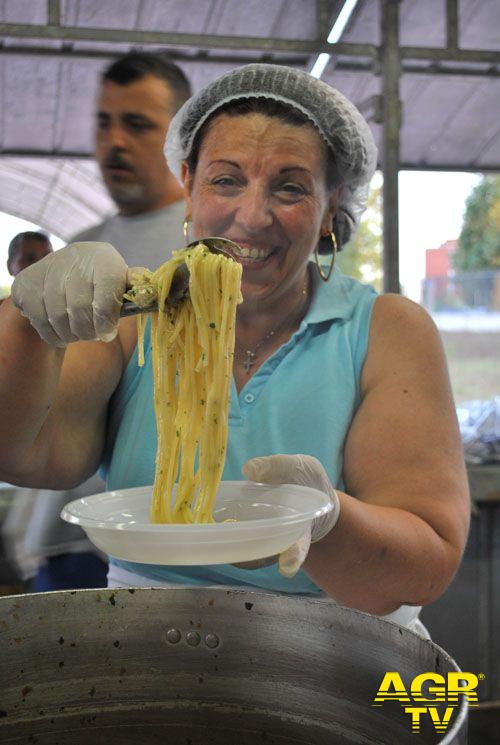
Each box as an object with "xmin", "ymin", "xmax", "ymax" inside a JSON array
[
  {"xmin": 193, "ymin": 255, "xmax": 239, "ymax": 522},
  {"xmin": 150, "ymin": 255, "xmax": 185, "ymax": 523}
]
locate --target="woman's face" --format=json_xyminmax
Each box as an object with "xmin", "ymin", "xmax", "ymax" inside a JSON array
[{"xmin": 183, "ymin": 112, "xmax": 338, "ymax": 306}]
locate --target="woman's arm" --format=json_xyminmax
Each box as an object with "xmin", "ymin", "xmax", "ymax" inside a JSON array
[
  {"xmin": 0, "ymin": 242, "xmax": 135, "ymax": 490},
  {"xmin": 0, "ymin": 298, "xmax": 126, "ymax": 489},
  {"xmin": 304, "ymin": 294, "xmax": 470, "ymax": 614}
]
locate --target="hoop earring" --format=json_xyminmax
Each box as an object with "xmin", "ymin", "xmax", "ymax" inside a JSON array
[
  {"xmin": 183, "ymin": 218, "xmax": 191, "ymax": 244},
  {"xmin": 314, "ymin": 232, "xmax": 337, "ymax": 282}
]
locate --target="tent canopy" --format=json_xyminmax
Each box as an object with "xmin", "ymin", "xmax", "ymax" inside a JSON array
[{"xmin": 0, "ymin": 0, "xmax": 499, "ymax": 241}]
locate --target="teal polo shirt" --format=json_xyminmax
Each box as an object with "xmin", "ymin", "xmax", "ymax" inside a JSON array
[{"xmin": 102, "ymin": 265, "xmax": 377, "ymax": 592}]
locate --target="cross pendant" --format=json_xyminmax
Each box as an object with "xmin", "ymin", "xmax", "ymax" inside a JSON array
[{"xmin": 243, "ymin": 350, "xmax": 256, "ymax": 373}]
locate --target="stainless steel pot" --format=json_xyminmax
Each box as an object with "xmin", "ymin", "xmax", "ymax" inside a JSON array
[{"xmin": 0, "ymin": 588, "xmax": 467, "ymax": 744}]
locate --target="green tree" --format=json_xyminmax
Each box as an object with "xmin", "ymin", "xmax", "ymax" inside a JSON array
[
  {"xmin": 453, "ymin": 175, "xmax": 500, "ymax": 271},
  {"xmin": 336, "ymin": 180, "xmax": 383, "ymax": 292}
]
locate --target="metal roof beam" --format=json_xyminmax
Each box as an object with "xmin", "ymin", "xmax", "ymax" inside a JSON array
[
  {"xmin": 0, "ymin": 22, "xmax": 377, "ymax": 58},
  {"xmin": 0, "ymin": 43, "xmax": 498, "ymax": 78},
  {"xmin": 400, "ymin": 63, "xmax": 500, "ymax": 78},
  {"xmin": 400, "ymin": 46, "xmax": 500, "ymax": 65},
  {"xmin": 0, "ymin": 43, "xmax": 307, "ymax": 67},
  {"xmin": 0, "ymin": 21, "xmax": 498, "ymax": 66},
  {"xmin": 0, "ymin": 150, "xmax": 91, "ymax": 158}
]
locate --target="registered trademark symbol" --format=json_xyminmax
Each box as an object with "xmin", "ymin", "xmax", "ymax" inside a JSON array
[{"xmin": 478, "ymin": 673, "xmax": 486, "ymax": 680}]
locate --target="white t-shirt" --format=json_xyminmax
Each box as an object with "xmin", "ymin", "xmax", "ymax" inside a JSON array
[{"xmin": 71, "ymin": 200, "xmax": 186, "ymax": 270}]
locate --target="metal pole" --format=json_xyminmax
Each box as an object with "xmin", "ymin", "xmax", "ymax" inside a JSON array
[
  {"xmin": 47, "ymin": 0, "xmax": 60, "ymax": 26},
  {"xmin": 316, "ymin": 0, "xmax": 330, "ymax": 40},
  {"xmin": 380, "ymin": 0, "xmax": 401, "ymax": 294},
  {"xmin": 446, "ymin": 0, "xmax": 459, "ymax": 51}
]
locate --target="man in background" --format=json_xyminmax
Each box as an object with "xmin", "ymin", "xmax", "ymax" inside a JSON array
[
  {"xmin": 72, "ymin": 51, "xmax": 190, "ymax": 265},
  {"xmin": 24, "ymin": 52, "xmax": 192, "ymax": 591},
  {"xmin": 0, "ymin": 231, "xmax": 53, "ymax": 307},
  {"xmin": 7, "ymin": 232, "xmax": 53, "ymax": 276}
]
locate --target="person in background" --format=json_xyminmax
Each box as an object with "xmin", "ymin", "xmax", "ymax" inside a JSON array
[
  {"xmin": 0, "ymin": 231, "xmax": 52, "ymax": 307},
  {"xmin": 21, "ymin": 51, "xmax": 192, "ymax": 592},
  {"xmin": 7, "ymin": 232, "xmax": 53, "ymax": 277},
  {"xmin": 71, "ymin": 51, "xmax": 190, "ymax": 265}
]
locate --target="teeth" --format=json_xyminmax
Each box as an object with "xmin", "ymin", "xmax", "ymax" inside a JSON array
[{"xmin": 233, "ymin": 246, "xmax": 271, "ymax": 260}]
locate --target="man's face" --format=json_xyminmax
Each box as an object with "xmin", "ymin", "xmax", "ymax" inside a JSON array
[
  {"xmin": 95, "ymin": 75, "xmax": 174, "ymax": 215},
  {"xmin": 9, "ymin": 238, "xmax": 52, "ymax": 276}
]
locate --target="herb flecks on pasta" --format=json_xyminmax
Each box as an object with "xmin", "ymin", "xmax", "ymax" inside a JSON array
[{"xmin": 130, "ymin": 243, "xmax": 242, "ymax": 524}]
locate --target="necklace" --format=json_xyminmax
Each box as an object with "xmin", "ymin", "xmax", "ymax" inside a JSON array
[{"xmin": 235, "ymin": 280, "xmax": 309, "ymax": 374}]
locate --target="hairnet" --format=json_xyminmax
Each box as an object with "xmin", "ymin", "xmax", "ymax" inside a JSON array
[{"xmin": 164, "ymin": 63, "xmax": 377, "ymax": 247}]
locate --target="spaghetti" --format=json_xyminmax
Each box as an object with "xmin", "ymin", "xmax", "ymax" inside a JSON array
[{"xmin": 127, "ymin": 243, "xmax": 242, "ymax": 524}]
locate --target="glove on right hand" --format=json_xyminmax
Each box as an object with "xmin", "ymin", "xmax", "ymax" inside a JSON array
[{"xmin": 11, "ymin": 242, "xmax": 128, "ymax": 348}]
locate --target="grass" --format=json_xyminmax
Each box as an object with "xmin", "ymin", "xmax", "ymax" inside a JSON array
[{"xmin": 440, "ymin": 331, "xmax": 500, "ymax": 404}]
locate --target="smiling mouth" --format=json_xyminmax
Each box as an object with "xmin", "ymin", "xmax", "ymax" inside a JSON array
[{"xmin": 228, "ymin": 244, "xmax": 276, "ymax": 263}]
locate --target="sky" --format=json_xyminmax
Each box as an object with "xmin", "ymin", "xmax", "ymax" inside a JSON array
[{"xmin": 0, "ymin": 170, "xmax": 480, "ymax": 302}]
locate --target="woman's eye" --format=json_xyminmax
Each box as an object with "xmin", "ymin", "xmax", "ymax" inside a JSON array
[
  {"xmin": 277, "ymin": 183, "xmax": 305, "ymax": 197},
  {"xmin": 212, "ymin": 177, "xmax": 238, "ymax": 187}
]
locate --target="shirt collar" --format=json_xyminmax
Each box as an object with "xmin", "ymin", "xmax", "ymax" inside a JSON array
[{"xmin": 305, "ymin": 262, "xmax": 357, "ymax": 324}]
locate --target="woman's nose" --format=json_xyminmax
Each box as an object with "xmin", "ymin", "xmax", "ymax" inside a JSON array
[{"xmin": 235, "ymin": 188, "xmax": 273, "ymax": 233}]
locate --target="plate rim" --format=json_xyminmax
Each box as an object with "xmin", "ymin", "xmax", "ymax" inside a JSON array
[{"xmin": 61, "ymin": 480, "xmax": 332, "ymax": 532}]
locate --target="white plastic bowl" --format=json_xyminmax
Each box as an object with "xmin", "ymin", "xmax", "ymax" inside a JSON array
[{"xmin": 61, "ymin": 481, "xmax": 332, "ymax": 565}]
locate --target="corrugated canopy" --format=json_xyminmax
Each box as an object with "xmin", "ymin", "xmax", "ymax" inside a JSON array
[{"xmin": 0, "ymin": 0, "xmax": 499, "ymax": 239}]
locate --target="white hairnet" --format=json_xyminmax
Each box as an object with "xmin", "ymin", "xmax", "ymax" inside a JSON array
[{"xmin": 164, "ymin": 63, "xmax": 377, "ymax": 247}]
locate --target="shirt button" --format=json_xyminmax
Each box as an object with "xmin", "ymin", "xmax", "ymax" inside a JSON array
[{"xmin": 244, "ymin": 393, "xmax": 255, "ymax": 403}]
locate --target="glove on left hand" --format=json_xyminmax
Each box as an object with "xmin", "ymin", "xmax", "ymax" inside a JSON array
[{"xmin": 242, "ymin": 454, "xmax": 340, "ymax": 578}]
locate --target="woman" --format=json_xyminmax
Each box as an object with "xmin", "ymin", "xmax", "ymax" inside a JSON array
[{"xmin": 0, "ymin": 64, "xmax": 469, "ymax": 633}]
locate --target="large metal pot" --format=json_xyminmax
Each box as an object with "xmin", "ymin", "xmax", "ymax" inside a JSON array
[{"xmin": 0, "ymin": 588, "xmax": 467, "ymax": 744}]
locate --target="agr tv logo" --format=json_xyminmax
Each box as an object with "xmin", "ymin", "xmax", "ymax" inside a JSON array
[{"xmin": 372, "ymin": 672, "xmax": 484, "ymax": 733}]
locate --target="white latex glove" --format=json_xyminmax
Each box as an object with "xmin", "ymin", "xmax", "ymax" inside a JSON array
[
  {"xmin": 242, "ymin": 454, "xmax": 341, "ymax": 578},
  {"xmin": 11, "ymin": 242, "xmax": 128, "ymax": 348}
]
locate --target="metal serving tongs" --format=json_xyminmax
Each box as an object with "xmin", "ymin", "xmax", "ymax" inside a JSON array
[{"xmin": 120, "ymin": 237, "xmax": 240, "ymax": 317}]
